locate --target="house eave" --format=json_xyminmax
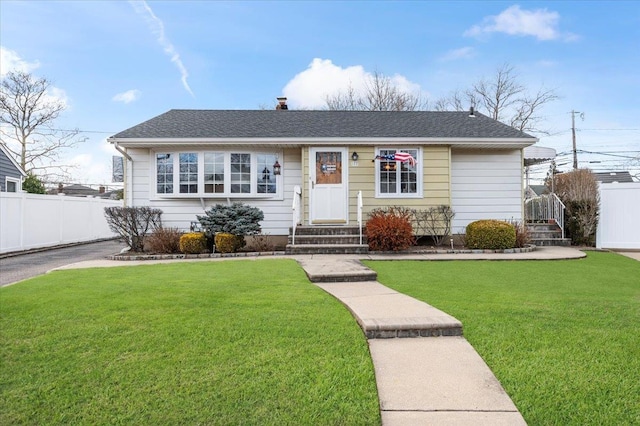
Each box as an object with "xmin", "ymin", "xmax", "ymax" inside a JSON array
[{"xmin": 108, "ymin": 136, "xmax": 538, "ymax": 150}]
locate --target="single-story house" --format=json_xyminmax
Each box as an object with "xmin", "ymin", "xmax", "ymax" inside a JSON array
[
  {"xmin": 0, "ymin": 143, "xmax": 26, "ymax": 192},
  {"xmin": 108, "ymin": 101, "xmax": 538, "ymax": 239}
]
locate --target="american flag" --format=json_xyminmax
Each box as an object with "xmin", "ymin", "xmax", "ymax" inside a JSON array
[{"xmin": 373, "ymin": 152, "xmax": 416, "ymax": 167}]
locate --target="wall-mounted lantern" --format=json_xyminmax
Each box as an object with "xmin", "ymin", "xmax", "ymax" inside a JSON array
[
  {"xmin": 351, "ymin": 152, "xmax": 359, "ymax": 161},
  {"xmin": 273, "ymin": 159, "xmax": 281, "ymax": 176}
]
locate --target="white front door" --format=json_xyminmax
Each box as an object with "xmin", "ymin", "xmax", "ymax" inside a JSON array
[{"xmin": 310, "ymin": 147, "xmax": 348, "ymax": 224}]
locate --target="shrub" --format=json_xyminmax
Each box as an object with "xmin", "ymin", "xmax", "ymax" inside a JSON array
[
  {"xmin": 246, "ymin": 233, "xmax": 275, "ymax": 252},
  {"xmin": 145, "ymin": 227, "xmax": 183, "ymax": 254},
  {"xmin": 22, "ymin": 173, "xmax": 46, "ymax": 194},
  {"xmin": 509, "ymin": 220, "xmax": 531, "ymax": 248},
  {"xmin": 411, "ymin": 205, "xmax": 455, "ymax": 246},
  {"xmin": 553, "ymin": 169, "xmax": 599, "ymax": 246},
  {"xmin": 179, "ymin": 232, "xmax": 208, "ymax": 254},
  {"xmin": 104, "ymin": 206, "xmax": 162, "ymax": 252},
  {"xmin": 197, "ymin": 203, "xmax": 264, "ymax": 250},
  {"xmin": 214, "ymin": 232, "xmax": 244, "ymax": 253},
  {"xmin": 465, "ymin": 220, "xmax": 516, "ymax": 250},
  {"xmin": 365, "ymin": 207, "xmax": 415, "ymax": 251}
]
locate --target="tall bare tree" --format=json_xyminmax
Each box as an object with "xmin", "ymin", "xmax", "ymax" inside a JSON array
[
  {"xmin": 435, "ymin": 64, "xmax": 559, "ymax": 134},
  {"xmin": 0, "ymin": 71, "xmax": 80, "ymax": 180},
  {"xmin": 325, "ymin": 71, "xmax": 428, "ymax": 111}
]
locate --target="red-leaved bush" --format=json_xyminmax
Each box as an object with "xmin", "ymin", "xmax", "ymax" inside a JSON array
[{"xmin": 365, "ymin": 207, "xmax": 415, "ymax": 251}]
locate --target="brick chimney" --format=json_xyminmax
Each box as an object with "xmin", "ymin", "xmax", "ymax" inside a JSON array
[
  {"xmin": 276, "ymin": 97, "xmax": 288, "ymax": 110},
  {"xmin": 99, "ymin": 186, "xmax": 105, "ymax": 194},
  {"xmin": 58, "ymin": 183, "xmax": 64, "ymax": 193}
]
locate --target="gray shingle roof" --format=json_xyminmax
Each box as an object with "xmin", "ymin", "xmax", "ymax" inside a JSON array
[
  {"xmin": 111, "ymin": 110, "xmax": 535, "ymax": 140},
  {"xmin": 594, "ymin": 171, "xmax": 634, "ymax": 183}
]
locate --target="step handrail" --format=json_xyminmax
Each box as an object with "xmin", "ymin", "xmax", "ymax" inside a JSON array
[
  {"xmin": 357, "ymin": 190, "xmax": 363, "ymax": 245},
  {"xmin": 525, "ymin": 193, "xmax": 566, "ymax": 239},
  {"xmin": 291, "ymin": 185, "xmax": 302, "ymax": 245}
]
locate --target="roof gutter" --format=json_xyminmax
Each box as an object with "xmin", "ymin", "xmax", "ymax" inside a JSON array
[{"xmin": 110, "ymin": 139, "xmax": 132, "ymax": 161}]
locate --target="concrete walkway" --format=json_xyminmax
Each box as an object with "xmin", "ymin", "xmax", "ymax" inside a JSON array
[
  {"xmin": 295, "ymin": 247, "xmax": 585, "ymax": 425},
  {"xmin": 13, "ymin": 245, "xmax": 590, "ymax": 425}
]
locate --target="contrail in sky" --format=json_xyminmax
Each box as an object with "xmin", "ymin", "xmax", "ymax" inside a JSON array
[{"xmin": 130, "ymin": 0, "xmax": 194, "ymax": 97}]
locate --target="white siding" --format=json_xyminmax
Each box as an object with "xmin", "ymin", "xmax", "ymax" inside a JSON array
[
  {"xmin": 126, "ymin": 148, "xmax": 301, "ymax": 236},
  {"xmin": 451, "ymin": 149, "xmax": 523, "ymax": 234}
]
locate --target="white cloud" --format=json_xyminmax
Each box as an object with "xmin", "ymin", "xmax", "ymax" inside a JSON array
[
  {"xmin": 282, "ymin": 58, "xmax": 424, "ymax": 109},
  {"xmin": 439, "ymin": 47, "xmax": 476, "ymax": 61},
  {"xmin": 129, "ymin": 0, "xmax": 194, "ymax": 97},
  {"xmin": 112, "ymin": 89, "xmax": 141, "ymax": 104},
  {"xmin": 0, "ymin": 46, "xmax": 40, "ymax": 76},
  {"xmin": 464, "ymin": 5, "xmax": 576, "ymax": 41}
]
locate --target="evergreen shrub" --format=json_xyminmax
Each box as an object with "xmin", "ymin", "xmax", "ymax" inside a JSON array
[
  {"xmin": 179, "ymin": 232, "xmax": 208, "ymax": 254},
  {"xmin": 465, "ymin": 220, "xmax": 516, "ymax": 250}
]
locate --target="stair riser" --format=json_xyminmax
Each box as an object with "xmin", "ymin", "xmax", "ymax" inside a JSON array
[
  {"xmin": 285, "ymin": 246, "xmax": 370, "ymax": 255},
  {"xmin": 529, "ymin": 232, "xmax": 563, "ymax": 239},
  {"xmin": 288, "ymin": 236, "xmax": 364, "ymax": 245},
  {"xmin": 531, "ymin": 239, "xmax": 571, "ymax": 246},
  {"xmin": 291, "ymin": 226, "xmax": 362, "ymax": 236}
]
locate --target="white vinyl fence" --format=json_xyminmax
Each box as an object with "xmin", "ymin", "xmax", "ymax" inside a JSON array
[
  {"xmin": 0, "ymin": 192, "xmax": 122, "ymax": 254},
  {"xmin": 596, "ymin": 182, "xmax": 640, "ymax": 250}
]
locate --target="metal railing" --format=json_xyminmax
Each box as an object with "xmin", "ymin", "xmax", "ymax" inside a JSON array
[
  {"xmin": 357, "ymin": 190, "xmax": 363, "ymax": 245},
  {"xmin": 291, "ymin": 185, "xmax": 302, "ymax": 245},
  {"xmin": 525, "ymin": 193, "xmax": 566, "ymax": 238}
]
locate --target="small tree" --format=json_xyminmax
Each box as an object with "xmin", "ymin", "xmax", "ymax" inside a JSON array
[
  {"xmin": 197, "ymin": 203, "xmax": 264, "ymax": 250},
  {"xmin": 1, "ymin": 71, "xmax": 81, "ymax": 181},
  {"xmin": 553, "ymin": 169, "xmax": 600, "ymax": 246},
  {"xmin": 22, "ymin": 172, "xmax": 45, "ymax": 194},
  {"xmin": 411, "ymin": 205, "xmax": 455, "ymax": 246},
  {"xmin": 325, "ymin": 70, "xmax": 428, "ymax": 111},
  {"xmin": 104, "ymin": 206, "xmax": 162, "ymax": 252},
  {"xmin": 434, "ymin": 63, "xmax": 559, "ymax": 135}
]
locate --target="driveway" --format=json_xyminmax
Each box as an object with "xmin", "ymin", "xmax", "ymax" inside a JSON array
[{"xmin": 0, "ymin": 240, "xmax": 126, "ymax": 287}]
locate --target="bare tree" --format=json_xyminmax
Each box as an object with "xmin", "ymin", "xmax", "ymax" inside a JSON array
[
  {"xmin": 435, "ymin": 64, "xmax": 559, "ymax": 134},
  {"xmin": 325, "ymin": 71, "xmax": 428, "ymax": 111},
  {"xmin": 0, "ymin": 71, "xmax": 81, "ymax": 180}
]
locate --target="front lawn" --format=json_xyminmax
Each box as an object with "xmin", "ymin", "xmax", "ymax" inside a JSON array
[
  {"xmin": 1, "ymin": 259, "xmax": 380, "ymax": 425},
  {"xmin": 364, "ymin": 252, "xmax": 640, "ymax": 425}
]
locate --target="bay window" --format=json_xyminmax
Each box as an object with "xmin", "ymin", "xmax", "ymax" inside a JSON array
[{"xmin": 155, "ymin": 151, "xmax": 281, "ymax": 198}]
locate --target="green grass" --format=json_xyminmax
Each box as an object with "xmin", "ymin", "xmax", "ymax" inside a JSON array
[
  {"xmin": 1, "ymin": 259, "xmax": 380, "ymax": 425},
  {"xmin": 364, "ymin": 252, "xmax": 640, "ymax": 425}
]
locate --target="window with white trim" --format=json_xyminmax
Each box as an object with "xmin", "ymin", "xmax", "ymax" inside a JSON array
[
  {"xmin": 204, "ymin": 152, "xmax": 224, "ymax": 193},
  {"xmin": 6, "ymin": 177, "xmax": 20, "ymax": 192},
  {"xmin": 257, "ymin": 154, "xmax": 277, "ymax": 194},
  {"xmin": 375, "ymin": 148, "xmax": 421, "ymax": 197},
  {"xmin": 154, "ymin": 151, "xmax": 282, "ymax": 198},
  {"xmin": 230, "ymin": 153, "xmax": 251, "ymax": 194},
  {"xmin": 179, "ymin": 153, "xmax": 198, "ymax": 193},
  {"xmin": 156, "ymin": 153, "xmax": 173, "ymax": 194}
]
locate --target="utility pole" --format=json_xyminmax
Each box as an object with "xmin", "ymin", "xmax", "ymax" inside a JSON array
[{"xmin": 571, "ymin": 110, "xmax": 583, "ymax": 170}]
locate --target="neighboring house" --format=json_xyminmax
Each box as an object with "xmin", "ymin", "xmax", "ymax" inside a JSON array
[
  {"xmin": 48, "ymin": 183, "xmax": 121, "ymax": 199},
  {"xmin": 0, "ymin": 143, "xmax": 26, "ymax": 192},
  {"xmin": 108, "ymin": 102, "xmax": 538, "ymax": 236},
  {"xmin": 593, "ymin": 171, "xmax": 634, "ymax": 184}
]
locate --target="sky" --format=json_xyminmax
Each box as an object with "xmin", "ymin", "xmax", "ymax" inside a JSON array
[{"xmin": 1, "ymin": 0, "xmax": 639, "ymax": 187}]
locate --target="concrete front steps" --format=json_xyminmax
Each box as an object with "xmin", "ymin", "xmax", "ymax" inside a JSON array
[
  {"xmin": 527, "ymin": 222, "xmax": 571, "ymax": 246},
  {"xmin": 285, "ymin": 226, "xmax": 369, "ymax": 255}
]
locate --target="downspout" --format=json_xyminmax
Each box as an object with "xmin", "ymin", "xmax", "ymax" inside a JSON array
[{"xmin": 112, "ymin": 140, "xmax": 132, "ymax": 207}]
